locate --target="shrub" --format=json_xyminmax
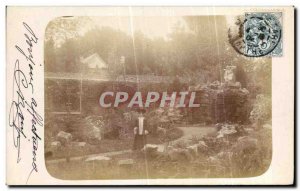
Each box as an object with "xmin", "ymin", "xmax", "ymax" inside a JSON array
[{"xmin": 249, "ymin": 94, "xmax": 271, "ymax": 127}]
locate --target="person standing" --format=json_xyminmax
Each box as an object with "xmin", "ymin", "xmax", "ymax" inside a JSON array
[{"xmin": 132, "ymin": 111, "xmax": 149, "ymax": 150}]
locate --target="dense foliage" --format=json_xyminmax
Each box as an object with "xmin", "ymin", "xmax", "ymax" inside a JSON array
[{"xmin": 45, "ymin": 16, "xmax": 271, "ymax": 90}]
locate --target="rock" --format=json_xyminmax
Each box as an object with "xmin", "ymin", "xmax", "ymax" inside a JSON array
[
  {"xmin": 142, "ymin": 144, "xmax": 159, "ymax": 158},
  {"xmin": 232, "ymin": 136, "xmax": 258, "ymax": 152},
  {"xmin": 187, "ymin": 144, "xmax": 198, "ymax": 157},
  {"xmin": 77, "ymin": 142, "xmax": 87, "ymax": 147},
  {"xmin": 81, "ymin": 116, "xmax": 104, "ymax": 143},
  {"xmin": 157, "ymin": 145, "xmax": 165, "ymax": 153},
  {"xmin": 207, "ymin": 156, "xmax": 219, "ymax": 164},
  {"xmin": 142, "ymin": 144, "xmax": 158, "ymax": 151},
  {"xmin": 199, "ymin": 140, "xmax": 207, "ymax": 145},
  {"xmin": 215, "ymin": 123, "xmax": 223, "ymax": 131},
  {"xmin": 50, "ymin": 141, "xmax": 61, "ymax": 148},
  {"xmin": 56, "ymin": 131, "xmax": 72, "ymax": 145},
  {"xmin": 237, "ymin": 136, "xmax": 258, "ymax": 146},
  {"xmin": 118, "ymin": 159, "xmax": 134, "ymax": 168},
  {"xmin": 174, "ymin": 139, "xmax": 194, "ymax": 148},
  {"xmin": 217, "ymin": 124, "xmax": 237, "ymax": 138},
  {"xmin": 85, "ymin": 156, "xmax": 111, "ymax": 163},
  {"xmin": 168, "ymin": 148, "xmax": 192, "ymax": 162},
  {"xmin": 227, "ymin": 82, "xmax": 241, "ymax": 89},
  {"xmin": 241, "ymin": 88, "xmax": 249, "ymax": 94},
  {"xmin": 167, "ymin": 149, "xmax": 180, "ymax": 161},
  {"xmin": 72, "ymin": 142, "xmax": 87, "ymax": 151},
  {"xmin": 263, "ymin": 123, "xmax": 272, "ymax": 129},
  {"xmin": 197, "ymin": 141, "xmax": 209, "ymax": 153},
  {"xmin": 87, "ymin": 126, "xmax": 101, "ymax": 142},
  {"xmin": 209, "ymin": 81, "xmax": 221, "ymax": 89}
]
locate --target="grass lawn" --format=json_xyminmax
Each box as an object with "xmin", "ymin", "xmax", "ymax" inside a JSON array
[{"xmin": 46, "ymin": 150, "xmax": 210, "ymax": 180}]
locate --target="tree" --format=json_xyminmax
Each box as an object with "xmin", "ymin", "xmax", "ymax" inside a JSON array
[
  {"xmin": 44, "ymin": 37, "xmax": 56, "ymax": 72},
  {"xmin": 45, "ymin": 16, "xmax": 92, "ymax": 46},
  {"xmin": 57, "ymin": 38, "xmax": 81, "ymax": 72},
  {"xmin": 45, "ymin": 17, "xmax": 93, "ymax": 73}
]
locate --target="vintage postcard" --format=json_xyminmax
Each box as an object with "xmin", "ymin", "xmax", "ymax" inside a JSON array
[{"xmin": 6, "ymin": 6, "xmax": 294, "ymax": 185}]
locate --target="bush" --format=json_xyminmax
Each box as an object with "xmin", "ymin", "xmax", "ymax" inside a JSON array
[
  {"xmin": 230, "ymin": 128, "xmax": 272, "ymax": 177},
  {"xmin": 249, "ymin": 94, "xmax": 271, "ymax": 127}
]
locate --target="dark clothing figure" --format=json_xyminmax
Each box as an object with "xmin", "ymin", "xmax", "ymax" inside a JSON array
[
  {"xmin": 133, "ymin": 134, "xmax": 147, "ymax": 150},
  {"xmin": 132, "ymin": 116, "xmax": 149, "ymax": 150}
]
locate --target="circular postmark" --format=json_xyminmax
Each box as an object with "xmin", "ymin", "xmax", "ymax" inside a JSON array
[
  {"xmin": 228, "ymin": 16, "xmax": 247, "ymax": 56},
  {"xmin": 228, "ymin": 13, "xmax": 282, "ymax": 57}
]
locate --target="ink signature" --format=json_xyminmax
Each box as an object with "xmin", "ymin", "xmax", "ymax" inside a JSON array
[{"xmin": 8, "ymin": 22, "xmax": 43, "ymax": 183}]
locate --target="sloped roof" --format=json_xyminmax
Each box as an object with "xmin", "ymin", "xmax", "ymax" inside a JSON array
[{"xmin": 81, "ymin": 53, "xmax": 107, "ymax": 69}]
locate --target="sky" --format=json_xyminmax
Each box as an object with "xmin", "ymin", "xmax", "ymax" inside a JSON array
[{"xmin": 90, "ymin": 16, "xmax": 188, "ymax": 40}]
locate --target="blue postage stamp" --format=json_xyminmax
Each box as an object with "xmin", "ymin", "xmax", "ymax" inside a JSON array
[{"xmin": 244, "ymin": 12, "xmax": 282, "ymax": 57}]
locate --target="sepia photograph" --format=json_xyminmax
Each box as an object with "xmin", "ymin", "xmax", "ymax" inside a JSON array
[{"xmin": 43, "ymin": 15, "xmax": 272, "ymax": 180}]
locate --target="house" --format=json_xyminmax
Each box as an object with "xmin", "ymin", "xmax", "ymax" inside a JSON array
[{"xmin": 80, "ymin": 53, "xmax": 108, "ymax": 70}]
